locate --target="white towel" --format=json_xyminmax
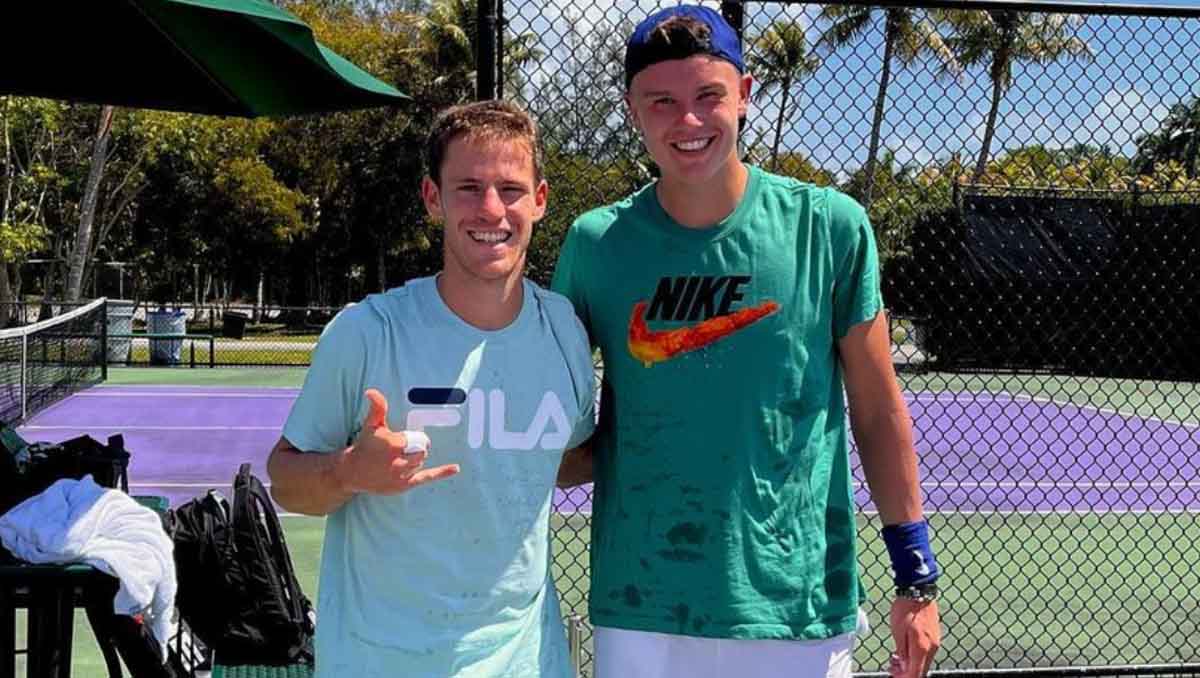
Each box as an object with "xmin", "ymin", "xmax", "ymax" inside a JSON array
[{"xmin": 0, "ymin": 475, "xmax": 177, "ymax": 659}]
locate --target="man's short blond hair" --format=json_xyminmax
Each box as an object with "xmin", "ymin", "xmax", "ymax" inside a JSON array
[{"xmin": 425, "ymin": 100, "xmax": 544, "ymax": 187}]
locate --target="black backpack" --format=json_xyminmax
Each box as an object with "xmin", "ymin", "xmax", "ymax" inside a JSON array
[
  {"xmin": 169, "ymin": 463, "xmax": 315, "ymax": 666},
  {"xmin": 0, "ymin": 430, "xmax": 130, "ymax": 516},
  {"xmin": 0, "ymin": 428, "xmax": 196, "ymax": 677}
]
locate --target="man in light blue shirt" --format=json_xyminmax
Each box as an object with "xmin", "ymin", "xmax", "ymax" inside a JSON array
[{"xmin": 267, "ymin": 100, "xmax": 595, "ymax": 678}]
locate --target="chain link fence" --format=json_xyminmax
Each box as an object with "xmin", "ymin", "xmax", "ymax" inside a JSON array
[
  {"xmin": 492, "ymin": 0, "xmax": 1200, "ymax": 674},
  {"xmin": 1, "ymin": 301, "xmax": 330, "ymax": 368}
]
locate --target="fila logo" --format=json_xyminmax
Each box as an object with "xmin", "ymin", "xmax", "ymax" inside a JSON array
[{"xmin": 405, "ymin": 388, "xmax": 570, "ymax": 451}]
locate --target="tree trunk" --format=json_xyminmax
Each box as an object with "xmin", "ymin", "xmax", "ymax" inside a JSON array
[
  {"xmin": 972, "ymin": 61, "xmax": 1007, "ymax": 184},
  {"xmin": 44, "ymin": 253, "xmax": 60, "ymax": 308},
  {"xmin": 972, "ymin": 20, "xmax": 1013, "ymax": 185},
  {"xmin": 1183, "ymin": 128, "xmax": 1199, "ymax": 179},
  {"xmin": 864, "ymin": 18, "xmax": 898, "ymax": 210},
  {"xmin": 1, "ymin": 100, "xmax": 13, "ymax": 326},
  {"xmin": 255, "ymin": 270, "xmax": 264, "ymax": 322},
  {"xmin": 65, "ymin": 105, "xmax": 115, "ymax": 301},
  {"xmin": 770, "ymin": 74, "xmax": 792, "ymax": 172},
  {"xmin": 376, "ymin": 248, "xmax": 386, "ymax": 292},
  {"xmin": 0, "ymin": 266, "xmax": 12, "ymax": 329}
]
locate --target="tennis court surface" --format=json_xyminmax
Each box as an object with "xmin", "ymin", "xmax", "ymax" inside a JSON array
[
  {"xmin": 11, "ymin": 377, "xmax": 1200, "ymax": 674},
  {"xmin": 14, "ymin": 384, "xmax": 1199, "ymax": 513}
]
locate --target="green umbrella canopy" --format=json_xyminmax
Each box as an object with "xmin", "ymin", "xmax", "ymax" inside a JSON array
[{"xmin": 0, "ymin": 0, "xmax": 409, "ymax": 117}]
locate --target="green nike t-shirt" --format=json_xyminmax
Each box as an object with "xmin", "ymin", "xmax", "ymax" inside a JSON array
[{"xmin": 551, "ymin": 166, "xmax": 882, "ymax": 640}]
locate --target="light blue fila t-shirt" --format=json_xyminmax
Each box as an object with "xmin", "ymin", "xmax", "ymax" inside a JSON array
[{"xmin": 282, "ymin": 275, "xmax": 596, "ymax": 678}]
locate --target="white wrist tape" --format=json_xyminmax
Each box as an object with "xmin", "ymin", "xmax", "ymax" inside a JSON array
[{"xmin": 402, "ymin": 431, "xmax": 431, "ymax": 454}]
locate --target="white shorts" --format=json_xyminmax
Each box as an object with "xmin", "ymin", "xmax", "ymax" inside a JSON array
[{"xmin": 594, "ymin": 612, "xmax": 867, "ymax": 678}]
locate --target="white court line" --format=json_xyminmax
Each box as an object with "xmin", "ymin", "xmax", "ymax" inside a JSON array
[
  {"xmin": 300, "ymin": 508, "xmax": 1200, "ymax": 518},
  {"xmin": 853, "ymin": 480, "xmax": 1198, "ymax": 489},
  {"xmin": 25, "ymin": 425, "xmax": 279, "ymax": 431},
  {"xmin": 157, "ymin": 506, "xmax": 1200, "ymax": 519},
  {"xmin": 1011, "ymin": 393, "xmax": 1200, "ymax": 430},
  {"xmin": 908, "ymin": 392, "xmax": 1017, "ymax": 402},
  {"xmin": 906, "ymin": 390, "xmax": 1200, "ymax": 430},
  {"xmin": 134, "ymin": 480, "xmax": 1196, "ymax": 490},
  {"xmin": 552, "ymin": 508, "xmax": 1200, "ymax": 516},
  {"xmin": 900, "ymin": 508, "xmax": 1200, "ymax": 516}
]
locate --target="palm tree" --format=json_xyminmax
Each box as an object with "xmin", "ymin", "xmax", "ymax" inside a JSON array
[
  {"xmin": 1134, "ymin": 95, "xmax": 1200, "ymax": 178},
  {"xmin": 817, "ymin": 6, "xmax": 959, "ymax": 209},
  {"xmin": 748, "ymin": 21, "xmax": 821, "ymax": 172},
  {"xmin": 943, "ymin": 10, "xmax": 1092, "ymax": 184},
  {"xmin": 400, "ymin": 0, "xmax": 540, "ymax": 105}
]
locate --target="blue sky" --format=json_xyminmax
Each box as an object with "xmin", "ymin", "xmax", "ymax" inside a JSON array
[{"xmin": 510, "ymin": 1, "xmax": 1200, "ymax": 176}]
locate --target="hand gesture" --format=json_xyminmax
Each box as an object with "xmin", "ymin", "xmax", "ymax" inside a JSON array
[
  {"xmin": 335, "ymin": 389, "xmax": 460, "ymax": 495},
  {"xmin": 889, "ymin": 598, "xmax": 940, "ymax": 678}
]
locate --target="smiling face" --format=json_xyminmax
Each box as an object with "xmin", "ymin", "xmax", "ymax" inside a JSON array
[
  {"xmin": 627, "ymin": 55, "xmax": 752, "ymax": 188},
  {"xmin": 421, "ymin": 135, "xmax": 547, "ymax": 288}
]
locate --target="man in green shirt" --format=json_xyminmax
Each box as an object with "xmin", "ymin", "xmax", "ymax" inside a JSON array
[{"xmin": 553, "ymin": 6, "xmax": 941, "ymax": 677}]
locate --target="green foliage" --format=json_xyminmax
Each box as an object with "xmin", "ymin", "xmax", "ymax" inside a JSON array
[
  {"xmin": 815, "ymin": 7, "xmax": 959, "ymax": 208},
  {"xmin": 527, "ymin": 150, "xmax": 644, "ymax": 286},
  {"xmin": 1134, "ymin": 95, "xmax": 1200, "ymax": 179},
  {"xmin": 0, "ymin": 221, "xmax": 49, "ymax": 261},
  {"xmin": 940, "ymin": 10, "xmax": 1093, "ymax": 181},
  {"xmin": 213, "ymin": 157, "xmax": 309, "ymax": 245},
  {"xmin": 0, "ymin": 96, "xmax": 68, "ymax": 266},
  {"xmin": 4, "ymin": 3, "xmax": 1192, "ymax": 308},
  {"xmin": 748, "ymin": 21, "xmax": 821, "ymax": 170}
]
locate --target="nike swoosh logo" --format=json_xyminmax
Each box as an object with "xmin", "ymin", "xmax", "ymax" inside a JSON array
[
  {"xmin": 913, "ymin": 550, "xmax": 931, "ymax": 576},
  {"xmin": 627, "ymin": 300, "xmax": 780, "ymax": 367}
]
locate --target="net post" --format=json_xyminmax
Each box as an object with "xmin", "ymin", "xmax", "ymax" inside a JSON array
[
  {"xmin": 567, "ymin": 613, "xmax": 583, "ymax": 677},
  {"xmin": 20, "ymin": 334, "xmax": 27, "ymax": 422},
  {"xmin": 101, "ymin": 298, "xmax": 108, "ymax": 381}
]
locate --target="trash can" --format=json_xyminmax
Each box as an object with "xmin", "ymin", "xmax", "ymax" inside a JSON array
[
  {"xmin": 105, "ymin": 300, "xmax": 135, "ymax": 364},
  {"xmin": 221, "ymin": 311, "xmax": 249, "ymax": 340},
  {"xmin": 147, "ymin": 308, "xmax": 187, "ymax": 365}
]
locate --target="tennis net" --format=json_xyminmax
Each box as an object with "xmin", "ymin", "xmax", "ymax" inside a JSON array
[{"xmin": 0, "ymin": 298, "xmax": 107, "ymax": 425}]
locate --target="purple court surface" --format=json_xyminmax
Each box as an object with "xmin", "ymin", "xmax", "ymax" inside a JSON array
[{"xmin": 15, "ymin": 386, "xmax": 1199, "ymax": 514}]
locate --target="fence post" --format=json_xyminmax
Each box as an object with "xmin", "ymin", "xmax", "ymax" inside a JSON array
[
  {"xmin": 720, "ymin": 0, "xmax": 744, "ymax": 44},
  {"xmin": 101, "ymin": 298, "xmax": 109, "ymax": 382},
  {"xmin": 20, "ymin": 334, "xmax": 27, "ymax": 421},
  {"xmin": 476, "ymin": 0, "xmax": 499, "ymax": 100}
]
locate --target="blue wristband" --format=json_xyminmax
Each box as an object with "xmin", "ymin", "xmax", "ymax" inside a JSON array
[{"xmin": 882, "ymin": 520, "xmax": 941, "ymax": 587}]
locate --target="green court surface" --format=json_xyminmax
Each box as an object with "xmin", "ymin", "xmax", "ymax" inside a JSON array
[
  {"xmin": 274, "ymin": 513, "xmax": 1200, "ymax": 675},
  {"xmin": 30, "ymin": 367, "xmax": 1197, "ymax": 675},
  {"xmin": 902, "ymin": 371, "xmax": 1200, "ymax": 425},
  {"xmin": 549, "ymin": 512, "xmax": 1200, "ymax": 676},
  {"xmin": 104, "ymin": 366, "xmax": 306, "ymax": 388},
  {"xmin": 125, "ymin": 346, "xmax": 314, "ymax": 368},
  {"xmin": 11, "ymin": 517, "xmax": 325, "ymax": 678},
  {"xmin": 27, "ymin": 512, "xmax": 1199, "ymax": 676},
  {"xmin": 102, "ymin": 366, "xmax": 1199, "ymax": 426}
]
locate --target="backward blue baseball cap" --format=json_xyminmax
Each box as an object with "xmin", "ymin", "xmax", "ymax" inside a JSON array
[{"xmin": 624, "ymin": 5, "xmax": 745, "ymax": 89}]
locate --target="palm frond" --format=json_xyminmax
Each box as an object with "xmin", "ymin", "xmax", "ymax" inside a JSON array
[{"xmin": 814, "ymin": 7, "xmax": 873, "ymax": 54}]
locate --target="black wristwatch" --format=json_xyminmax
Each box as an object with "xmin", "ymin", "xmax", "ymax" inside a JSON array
[{"xmin": 895, "ymin": 583, "xmax": 939, "ymax": 603}]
